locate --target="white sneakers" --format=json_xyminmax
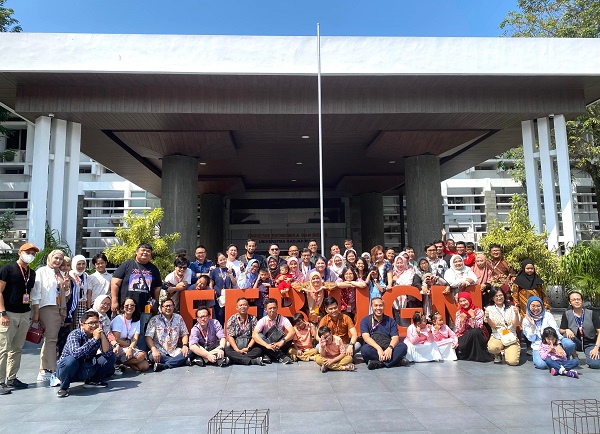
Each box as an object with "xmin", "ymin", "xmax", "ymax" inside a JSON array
[
  {"xmin": 36, "ymin": 370, "xmax": 52, "ymax": 382},
  {"xmin": 49, "ymin": 373, "xmax": 61, "ymax": 387}
]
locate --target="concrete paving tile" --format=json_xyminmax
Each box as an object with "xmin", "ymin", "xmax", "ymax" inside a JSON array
[
  {"xmin": 145, "ymin": 415, "xmax": 211, "ymax": 433},
  {"xmin": 278, "ymin": 378, "xmax": 335, "ymax": 395},
  {"xmin": 280, "ymin": 410, "xmax": 353, "ymax": 433},
  {"xmin": 347, "ymin": 409, "xmax": 426, "ymax": 432},
  {"xmin": 279, "ymin": 393, "xmax": 343, "ymax": 412},
  {"xmin": 393, "ymin": 390, "xmax": 465, "ymax": 409},
  {"xmin": 449, "ymin": 388, "xmax": 526, "ymax": 406},
  {"xmin": 337, "ymin": 391, "xmax": 408, "ymax": 412},
  {"xmin": 408, "ymin": 406, "xmax": 498, "ymax": 431},
  {"xmin": 14, "ymin": 421, "xmax": 79, "ymax": 434},
  {"xmin": 472, "ymin": 403, "xmax": 553, "ymax": 429}
]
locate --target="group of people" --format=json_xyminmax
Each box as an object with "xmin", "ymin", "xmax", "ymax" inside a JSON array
[{"xmin": 0, "ymin": 234, "xmax": 599, "ymax": 398}]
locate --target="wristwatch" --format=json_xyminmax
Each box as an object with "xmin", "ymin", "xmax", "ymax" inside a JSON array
[{"xmin": 0, "ymin": 311, "xmax": 7, "ymax": 317}]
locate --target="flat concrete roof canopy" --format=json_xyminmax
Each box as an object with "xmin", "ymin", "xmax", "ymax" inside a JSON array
[{"xmin": 1, "ymin": 33, "xmax": 600, "ymax": 197}]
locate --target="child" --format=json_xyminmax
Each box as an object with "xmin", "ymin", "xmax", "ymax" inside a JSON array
[
  {"xmin": 365, "ymin": 266, "xmax": 386, "ymax": 314},
  {"xmin": 540, "ymin": 327, "xmax": 579, "ymax": 378},
  {"xmin": 314, "ymin": 325, "xmax": 355, "ymax": 372},
  {"xmin": 275, "ymin": 263, "xmax": 293, "ymax": 307},
  {"xmin": 253, "ymin": 268, "xmax": 274, "ymax": 318},
  {"xmin": 463, "ymin": 242, "xmax": 476, "ymax": 267},
  {"xmin": 431, "ymin": 311, "xmax": 458, "ymax": 361},
  {"xmin": 404, "ymin": 312, "xmax": 442, "ymax": 362},
  {"xmin": 288, "ymin": 313, "xmax": 318, "ymax": 362}
]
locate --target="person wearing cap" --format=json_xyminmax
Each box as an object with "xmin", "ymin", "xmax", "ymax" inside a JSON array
[{"xmin": 0, "ymin": 242, "xmax": 38, "ymax": 394}]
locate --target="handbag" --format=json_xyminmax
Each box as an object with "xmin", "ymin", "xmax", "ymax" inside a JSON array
[
  {"xmin": 26, "ymin": 321, "xmax": 45, "ymax": 344},
  {"xmin": 500, "ymin": 330, "xmax": 518, "ymax": 346},
  {"xmin": 235, "ymin": 335, "xmax": 251, "ymax": 350},
  {"xmin": 371, "ymin": 332, "xmax": 392, "ymax": 349}
]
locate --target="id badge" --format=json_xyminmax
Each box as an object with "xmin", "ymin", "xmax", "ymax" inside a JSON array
[
  {"xmin": 22, "ymin": 293, "xmax": 30, "ymax": 304},
  {"xmin": 501, "ymin": 329, "xmax": 509, "ymax": 336}
]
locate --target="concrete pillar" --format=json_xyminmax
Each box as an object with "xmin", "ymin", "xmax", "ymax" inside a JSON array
[
  {"xmin": 554, "ymin": 114, "xmax": 577, "ymax": 249},
  {"xmin": 28, "ymin": 116, "xmax": 51, "ymax": 249},
  {"xmin": 161, "ymin": 155, "xmax": 199, "ymax": 256},
  {"xmin": 537, "ymin": 117, "xmax": 559, "ymax": 250},
  {"xmin": 405, "ymin": 155, "xmax": 443, "ymax": 254},
  {"xmin": 484, "ymin": 190, "xmax": 498, "ymax": 222},
  {"xmin": 359, "ymin": 192, "xmax": 384, "ymax": 252},
  {"xmin": 522, "ymin": 120, "xmax": 543, "ymax": 232},
  {"xmin": 198, "ymin": 193, "xmax": 224, "ymax": 260}
]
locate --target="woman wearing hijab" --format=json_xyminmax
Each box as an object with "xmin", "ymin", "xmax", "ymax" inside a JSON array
[
  {"xmin": 512, "ymin": 259, "xmax": 550, "ymax": 319},
  {"xmin": 67, "ymin": 255, "xmax": 88, "ymax": 328},
  {"xmin": 454, "ymin": 292, "xmax": 493, "ymax": 362},
  {"xmin": 238, "ymin": 259, "xmax": 260, "ymax": 289},
  {"xmin": 266, "ymin": 256, "xmax": 279, "ymax": 280},
  {"xmin": 471, "ymin": 253, "xmax": 494, "ymax": 307},
  {"xmin": 329, "ymin": 254, "xmax": 345, "ymax": 278},
  {"xmin": 391, "ymin": 254, "xmax": 417, "ymax": 326},
  {"xmin": 286, "ymin": 256, "xmax": 304, "ymax": 283},
  {"xmin": 444, "ymin": 255, "xmax": 478, "ymax": 300},
  {"xmin": 302, "ymin": 271, "xmax": 326, "ymax": 323},
  {"xmin": 522, "ymin": 295, "xmax": 576, "ymax": 369}
]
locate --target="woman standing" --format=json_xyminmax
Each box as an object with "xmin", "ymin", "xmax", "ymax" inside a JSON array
[
  {"xmin": 238, "ymin": 259, "xmax": 260, "ymax": 289},
  {"xmin": 454, "ymin": 292, "xmax": 493, "ymax": 362},
  {"xmin": 31, "ymin": 250, "xmax": 70, "ymax": 382},
  {"xmin": 471, "ymin": 253, "xmax": 494, "ymax": 307},
  {"xmin": 209, "ymin": 252, "xmax": 237, "ymax": 325},
  {"xmin": 512, "ymin": 260, "xmax": 550, "ymax": 319},
  {"xmin": 412, "ymin": 257, "xmax": 447, "ymax": 317},
  {"xmin": 329, "ymin": 254, "xmax": 345, "ymax": 279},
  {"xmin": 371, "ymin": 245, "xmax": 393, "ymax": 288},
  {"xmin": 355, "ymin": 257, "xmax": 368, "ymax": 282},
  {"xmin": 287, "ymin": 256, "xmax": 304, "ymax": 283},
  {"xmin": 303, "ymin": 271, "xmax": 326, "ymax": 323},
  {"xmin": 335, "ymin": 267, "xmax": 366, "ymax": 320},
  {"xmin": 314, "ymin": 257, "xmax": 337, "ymax": 283},
  {"xmin": 485, "ymin": 288, "xmax": 521, "ymax": 365},
  {"xmin": 344, "ymin": 249, "xmax": 357, "ymax": 269}
]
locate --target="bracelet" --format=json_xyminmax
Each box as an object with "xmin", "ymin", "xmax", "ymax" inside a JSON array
[
  {"xmin": 182, "ymin": 344, "xmax": 188, "ymax": 347},
  {"xmin": 388, "ymin": 345, "xmax": 394, "ymax": 350}
]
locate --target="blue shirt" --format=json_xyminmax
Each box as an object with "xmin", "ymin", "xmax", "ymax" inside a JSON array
[
  {"xmin": 59, "ymin": 328, "xmax": 113, "ymax": 363},
  {"xmin": 360, "ymin": 314, "xmax": 398, "ymax": 338},
  {"xmin": 189, "ymin": 259, "xmax": 215, "ymax": 284}
]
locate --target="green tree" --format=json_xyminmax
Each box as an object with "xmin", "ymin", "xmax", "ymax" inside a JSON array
[
  {"xmin": 0, "ymin": 0, "xmax": 21, "ymax": 33},
  {"xmin": 499, "ymin": 0, "xmax": 600, "ymax": 224},
  {"xmin": 104, "ymin": 208, "xmax": 180, "ymax": 278},
  {"xmin": 479, "ymin": 195, "xmax": 559, "ymax": 283}
]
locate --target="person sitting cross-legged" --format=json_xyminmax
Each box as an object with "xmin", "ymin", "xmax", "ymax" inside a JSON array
[
  {"xmin": 189, "ymin": 307, "xmax": 230, "ymax": 367},
  {"xmin": 224, "ymin": 297, "xmax": 264, "ymax": 365},
  {"xmin": 288, "ymin": 313, "xmax": 318, "ymax": 362},
  {"xmin": 145, "ymin": 299, "xmax": 189, "ymax": 371},
  {"xmin": 360, "ymin": 297, "xmax": 409, "ymax": 370},
  {"xmin": 314, "ymin": 326, "xmax": 355, "ymax": 372},
  {"xmin": 54, "ymin": 311, "xmax": 117, "ymax": 397},
  {"xmin": 252, "ymin": 298, "xmax": 295, "ymax": 364}
]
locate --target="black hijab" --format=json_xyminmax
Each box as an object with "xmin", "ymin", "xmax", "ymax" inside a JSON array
[{"xmin": 513, "ymin": 259, "xmax": 544, "ymax": 289}]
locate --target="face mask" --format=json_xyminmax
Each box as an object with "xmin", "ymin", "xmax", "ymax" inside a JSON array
[{"xmin": 21, "ymin": 253, "xmax": 35, "ymax": 264}]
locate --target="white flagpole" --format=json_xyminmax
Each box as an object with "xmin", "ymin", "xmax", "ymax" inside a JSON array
[{"xmin": 317, "ymin": 23, "xmax": 325, "ymax": 257}]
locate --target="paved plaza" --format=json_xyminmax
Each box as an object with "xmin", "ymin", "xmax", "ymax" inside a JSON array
[{"xmin": 1, "ymin": 342, "xmax": 598, "ymax": 434}]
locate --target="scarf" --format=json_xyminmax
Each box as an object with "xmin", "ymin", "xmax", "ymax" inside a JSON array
[
  {"xmin": 472, "ymin": 253, "xmax": 492, "ymax": 284},
  {"xmin": 329, "ymin": 254, "xmax": 345, "ymax": 277},
  {"xmin": 240, "ymin": 259, "xmax": 259, "ymax": 288},
  {"xmin": 415, "ymin": 257, "xmax": 431, "ymax": 278},
  {"xmin": 89, "ymin": 294, "xmax": 111, "ymax": 333},
  {"xmin": 457, "ymin": 291, "xmax": 477, "ymax": 316},
  {"xmin": 393, "ymin": 254, "xmax": 414, "ymax": 285},
  {"xmin": 513, "ymin": 259, "xmax": 544, "ymax": 289},
  {"xmin": 526, "ymin": 296, "xmax": 545, "ymax": 322},
  {"xmin": 266, "ymin": 255, "xmax": 279, "ymax": 279},
  {"xmin": 306, "ymin": 270, "xmax": 325, "ymax": 311},
  {"xmin": 286, "ymin": 256, "xmax": 303, "ymax": 282}
]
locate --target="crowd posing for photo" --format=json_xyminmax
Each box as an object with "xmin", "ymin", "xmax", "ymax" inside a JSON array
[{"xmin": 0, "ymin": 233, "xmax": 599, "ymax": 398}]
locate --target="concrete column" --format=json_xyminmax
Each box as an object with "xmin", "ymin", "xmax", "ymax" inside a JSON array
[
  {"xmin": 64, "ymin": 122, "xmax": 81, "ymax": 252},
  {"xmin": 484, "ymin": 190, "xmax": 498, "ymax": 222},
  {"xmin": 199, "ymin": 193, "xmax": 224, "ymax": 259},
  {"xmin": 161, "ymin": 155, "xmax": 199, "ymax": 256},
  {"xmin": 554, "ymin": 114, "xmax": 577, "ymax": 249},
  {"xmin": 537, "ymin": 117, "xmax": 559, "ymax": 250},
  {"xmin": 28, "ymin": 116, "xmax": 51, "ymax": 249},
  {"xmin": 405, "ymin": 155, "xmax": 443, "ymax": 254},
  {"xmin": 359, "ymin": 192, "xmax": 384, "ymax": 251},
  {"xmin": 522, "ymin": 120, "xmax": 543, "ymax": 232}
]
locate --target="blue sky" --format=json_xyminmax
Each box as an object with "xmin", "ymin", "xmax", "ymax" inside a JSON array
[{"xmin": 8, "ymin": 0, "xmax": 517, "ymax": 37}]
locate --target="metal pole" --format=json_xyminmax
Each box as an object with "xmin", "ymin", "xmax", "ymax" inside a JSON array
[{"xmin": 317, "ymin": 23, "xmax": 325, "ymax": 256}]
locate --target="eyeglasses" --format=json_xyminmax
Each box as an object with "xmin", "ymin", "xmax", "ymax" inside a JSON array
[
  {"xmin": 176, "ymin": 266, "xmax": 188, "ymax": 270},
  {"xmin": 163, "ymin": 305, "xmax": 174, "ymax": 309},
  {"xmin": 198, "ymin": 314, "xmax": 209, "ymax": 318},
  {"xmin": 494, "ymin": 295, "xmax": 504, "ymax": 299},
  {"xmin": 426, "ymin": 248, "xmax": 436, "ymax": 252},
  {"xmin": 84, "ymin": 321, "xmax": 100, "ymax": 326},
  {"xmin": 270, "ymin": 247, "xmax": 279, "ymax": 251}
]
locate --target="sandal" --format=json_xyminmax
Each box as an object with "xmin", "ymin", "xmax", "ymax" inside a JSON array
[{"xmin": 344, "ymin": 363, "xmax": 356, "ymax": 371}]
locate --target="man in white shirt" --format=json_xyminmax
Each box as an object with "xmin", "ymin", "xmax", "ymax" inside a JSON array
[
  {"xmin": 226, "ymin": 244, "xmax": 244, "ymax": 283},
  {"xmin": 87, "ymin": 253, "xmax": 111, "ymax": 303}
]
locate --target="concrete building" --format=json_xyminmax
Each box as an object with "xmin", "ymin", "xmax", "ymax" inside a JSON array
[{"xmin": 1, "ymin": 33, "xmax": 599, "ymax": 257}]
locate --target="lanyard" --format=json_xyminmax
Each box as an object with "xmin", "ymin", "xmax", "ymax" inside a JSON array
[
  {"xmin": 574, "ymin": 311, "xmax": 585, "ymax": 350},
  {"xmin": 237, "ymin": 315, "xmax": 249, "ymax": 332},
  {"xmin": 371, "ymin": 315, "xmax": 383, "ymax": 333},
  {"xmin": 494, "ymin": 305, "xmax": 510, "ymax": 328},
  {"xmin": 160, "ymin": 315, "xmax": 173, "ymax": 335},
  {"xmin": 198, "ymin": 323, "xmax": 209, "ymax": 342},
  {"xmin": 18, "ymin": 263, "xmax": 31, "ymax": 293},
  {"xmin": 123, "ymin": 315, "xmax": 133, "ymax": 339}
]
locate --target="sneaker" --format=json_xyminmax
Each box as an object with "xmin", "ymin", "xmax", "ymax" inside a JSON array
[
  {"xmin": 6, "ymin": 378, "xmax": 28, "ymax": 389},
  {"xmin": 321, "ymin": 364, "xmax": 328, "ymax": 373},
  {"xmin": 56, "ymin": 388, "xmax": 69, "ymax": 398},
  {"xmin": 0, "ymin": 384, "xmax": 12, "ymax": 395},
  {"xmin": 153, "ymin": 362, "xmax": 167, "ymax": 372},
  {"xmin": 550, "ymin": 368, "xmax": 558, "ymax": 376},
  {"xmin": 251, "ymin": 357, "xmax": 264, "ymax": 366},
  {"xmin": 113, "ymin": 365, "xmax": 124, "ymax": 376},
  {"xmin": 494, "ymin": 354, "xmax": 502, "ymax": 364},
  {"xmin": 49, "ymin": 373, "xmax": 61, "ymax": 387},
  {"xmin": 83, "ymin": 380, "xmax": 108, "ymax": 388},
  {"xmin": 36, "ymin": 370, "xmax": 52, "ymax": 382},
  {"xmin": 262, "ymin": 355, "xmax": 272, "ymax": 365},
  {"xmin": 191, "ymin": 358, "xmax": 205, "ymax": 367},
  {"xmin": 279, "ymin": 356, "xmax": 293, "ymax": 365},
  {"xmin": 565, "ymin": 370, "xmax": 579, "ymax": 379},
  {"xmin": 218, "ymin": 356, "xmax": 230, "ymax": 367},
  {"xmin": 399, "ymin": 357, "xmax": 410, "ymax": 367},
  {"xmin": 367, "ymin": 360, "xmax": 384, "ymax": 370}
]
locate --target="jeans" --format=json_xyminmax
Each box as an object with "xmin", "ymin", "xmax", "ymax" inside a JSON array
[
  {"xmin": 532, "ymin": 338, "xmax": 576, "ymax": 369},
  {"xmin": 56, "ymin": 353, "xmax": 117, "ymax": 389},
  {"xmin": 148, "ymin": 351, "xmax": 186, "ymax": 369},
  {"xmin": 570, "ymin": 336, "xmax": 600, "ymax": 369},
  {"xmin": 544, "ymin": 357, "xmax": 579, "ymax": 372}
]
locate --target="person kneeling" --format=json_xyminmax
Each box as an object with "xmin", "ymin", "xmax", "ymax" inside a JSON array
[
  {"xmin": 189, "ymin": 307, "xmax": 229, "ymax": 367},
  {"xmin": 145, "ymin": 299, "xmax": 189, "ymax": 371},
  {"xmin": 315, "ymin": 326, "xmax": 355, "ymax": 372},
  {"xmin": 55, "ymin": 311, "xmax": 117, "ymax": 397}
]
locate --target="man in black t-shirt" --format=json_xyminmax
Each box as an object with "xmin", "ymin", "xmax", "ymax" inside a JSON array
[
  {"xmin": 110, "ymin": 243, "xmax": 162, "ymax": 352},
  {"xmin": 0, "ymin": 242, "xmax": 38, "ymax": 394}
]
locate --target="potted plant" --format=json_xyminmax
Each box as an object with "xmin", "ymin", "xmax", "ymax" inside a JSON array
[
  {"xmin": 545, "ymin": 255, "xmax": 572, "ymax": 309},
  {"xmin": 2, "ymin": 149, "xmax": 16, "ymax": 162}
]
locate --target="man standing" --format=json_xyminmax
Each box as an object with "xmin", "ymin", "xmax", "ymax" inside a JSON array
[
  {"xmin": 188, "ymin": 307, "xmax": 230, "ymax": 367},
  {"xmin": 327, "ymin": 244, "xmax": 341, "ymax": 266},
  {"xmin": 239, "ymin": 239, "xmax": 265, "ymax": 268},
  {"xmin": 299, "ymin": 248, "xmax": 314, "ymax": 281},
  {"xmin": 111, "ymin": 243, "xmax": 162, "ymax": 351},
  {"xmin": 318, "ymin": 297, "xmax": 360, "ymax": 357},
  {"xmin": 488, "ymin": 244, "xmax": 515, "ymax": 282},
  {"xmin": 55, "ymin": 311, "xmax": 117, "ymax": 397},
  {"xmin": 226, "ymin": 244, "xmax": 244, "ymax": 279},
  {"xmin": 308, "ymin": 240, "xmax": 325, "ymax": 266},
  {"xmin": 425, "ymin": 243, "xmax": 448, "ymax": 279},
  {"xmin": 252, "ymin": 298, "xmax": 295, "ymax": 364},
  {"xmin": 287, "ymin": 245, "xmax": 300, "ymax": 259},
  {"xmin": 0, "ymin": 242, "xmax": 38, "ymax": 394},
  {"xmin": 145, "ymin": 299, "xmax": 189, "ymax": 371},
  {"xmin": 267, "ymin": 244, "xmax": 286, "ymax": 266},
  {"xmin": 189, "ymin": 245, "xmax": 215, "ymax": 284},
  {"xmin": 360, "ymin": 297, "xmax": 408, "ymax": 370}
]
